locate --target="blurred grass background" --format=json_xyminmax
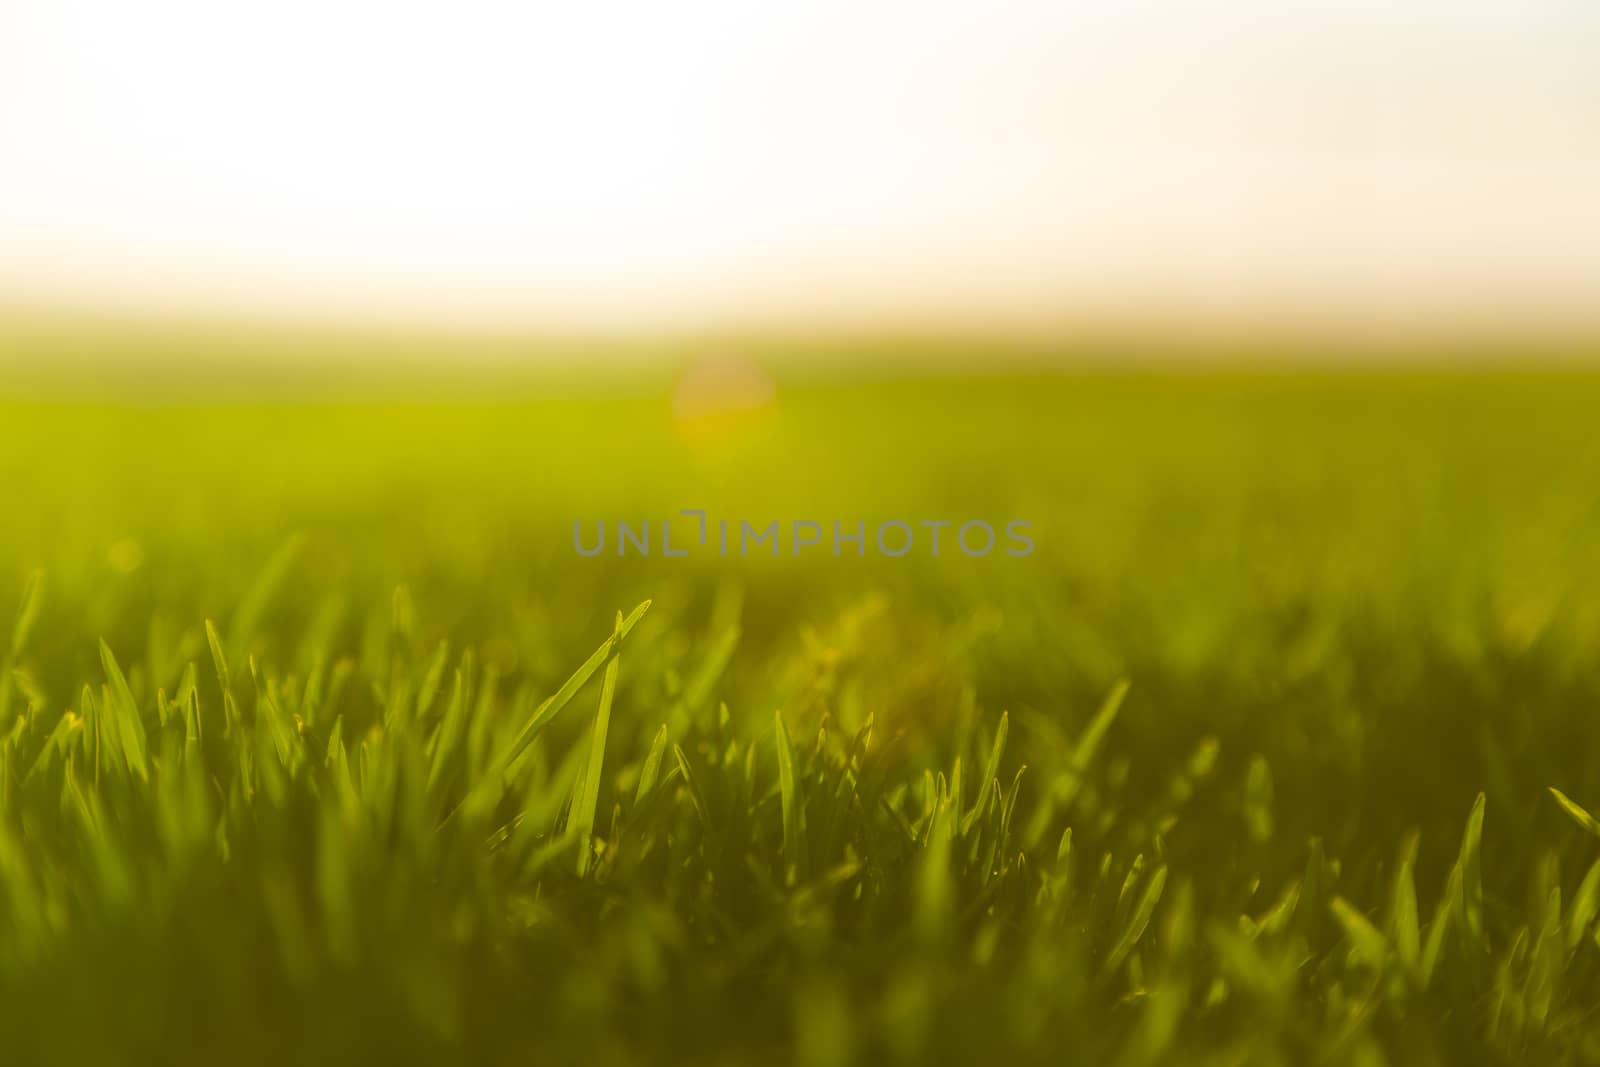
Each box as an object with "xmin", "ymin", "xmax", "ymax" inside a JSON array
[
  {"xmin": 7, "ymin": 335, "xmax": 1600, "ymax": 890},
  {"xmin": 4, "ymin": 323, "xmax": 1600, "ymax": 1062}
]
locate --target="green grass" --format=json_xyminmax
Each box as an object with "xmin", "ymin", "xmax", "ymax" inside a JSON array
[{"xmin": 4, "ymin": 345, "xmax": 1600, "ymax": 1064}]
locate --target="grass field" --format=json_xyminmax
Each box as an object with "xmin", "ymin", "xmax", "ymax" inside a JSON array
[{"xmin": 4, "ymin": 338, "xmax": 1600, "ymax": 1064}]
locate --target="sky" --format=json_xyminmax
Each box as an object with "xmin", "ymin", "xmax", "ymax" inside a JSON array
[{"xmin": 1, "ymin": 1, "xmax": 1598, "ymax": 336}]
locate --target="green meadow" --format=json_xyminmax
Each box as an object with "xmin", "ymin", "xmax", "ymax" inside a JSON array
[{"xmin": 3, "ymin": 332, "xmax": 1600, "ymax": 1064}]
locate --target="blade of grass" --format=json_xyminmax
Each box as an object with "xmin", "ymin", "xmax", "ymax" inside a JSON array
[
  {"xmin": 205, "ymin": 619, "xmax": 232, "ymax": 696},
  {"xmin": 573, "ymin": 612, "xmax": 624, "ymax": 877},
  {"xmin": 962, "ymin": 711, "xmax": 1007, "ymax": 836},
  {"xmin": 10, "ymin": 569, "xmax": 42, "ymax": 659},
  {"xmin": 1331, "ymin": 896, "xmax": 1389, "ymax": 971},
  {"xmin": 1104, "ymin": 864, "xmax": 1168, "ymax": 976},
  {"xmin": 1061, "ymin": 680, "xmax": 1128, "ymax": 811},
  {"xmin": 228, "ymin": 533, "xmax": 304, "ymax": 660},
  {"xmin": 634, "ymin": 724, "xmax": 669, "ymax": 805},
  {"xmin": 1550, "ymin": 787, "xmax": 1600, "ymax": 839},
  {"xmin": 1456, "ymin": 793, "xmax": 1487, "ymax": 945},
  {"xmin": 457, "ymin": 601, "xmax": 650, "ymax": 820},
  {"xmin": 97, "ymin": 640, "xmax": 149, "ymax": 782},
  {"xmin": 1390, "ymin": 833, "xmax": 1421, "ymax": 974},
  {"xmin": 497, "ymin": 601, "xmax": 650, "ymax": 771},
  {"xmin": 775, "ymin": 709, "xmax": 806, "ymax": 882}
]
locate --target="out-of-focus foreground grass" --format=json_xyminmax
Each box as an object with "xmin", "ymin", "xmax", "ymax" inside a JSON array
[{"xmin": 3, "ymin": 327, "xmax": 1600, "ymax": 1064}]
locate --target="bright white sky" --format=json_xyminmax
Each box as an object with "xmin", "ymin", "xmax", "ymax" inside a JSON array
[{"xmin": 1, "ymin": 1, "xmax": 1598, "ymax": 333}]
